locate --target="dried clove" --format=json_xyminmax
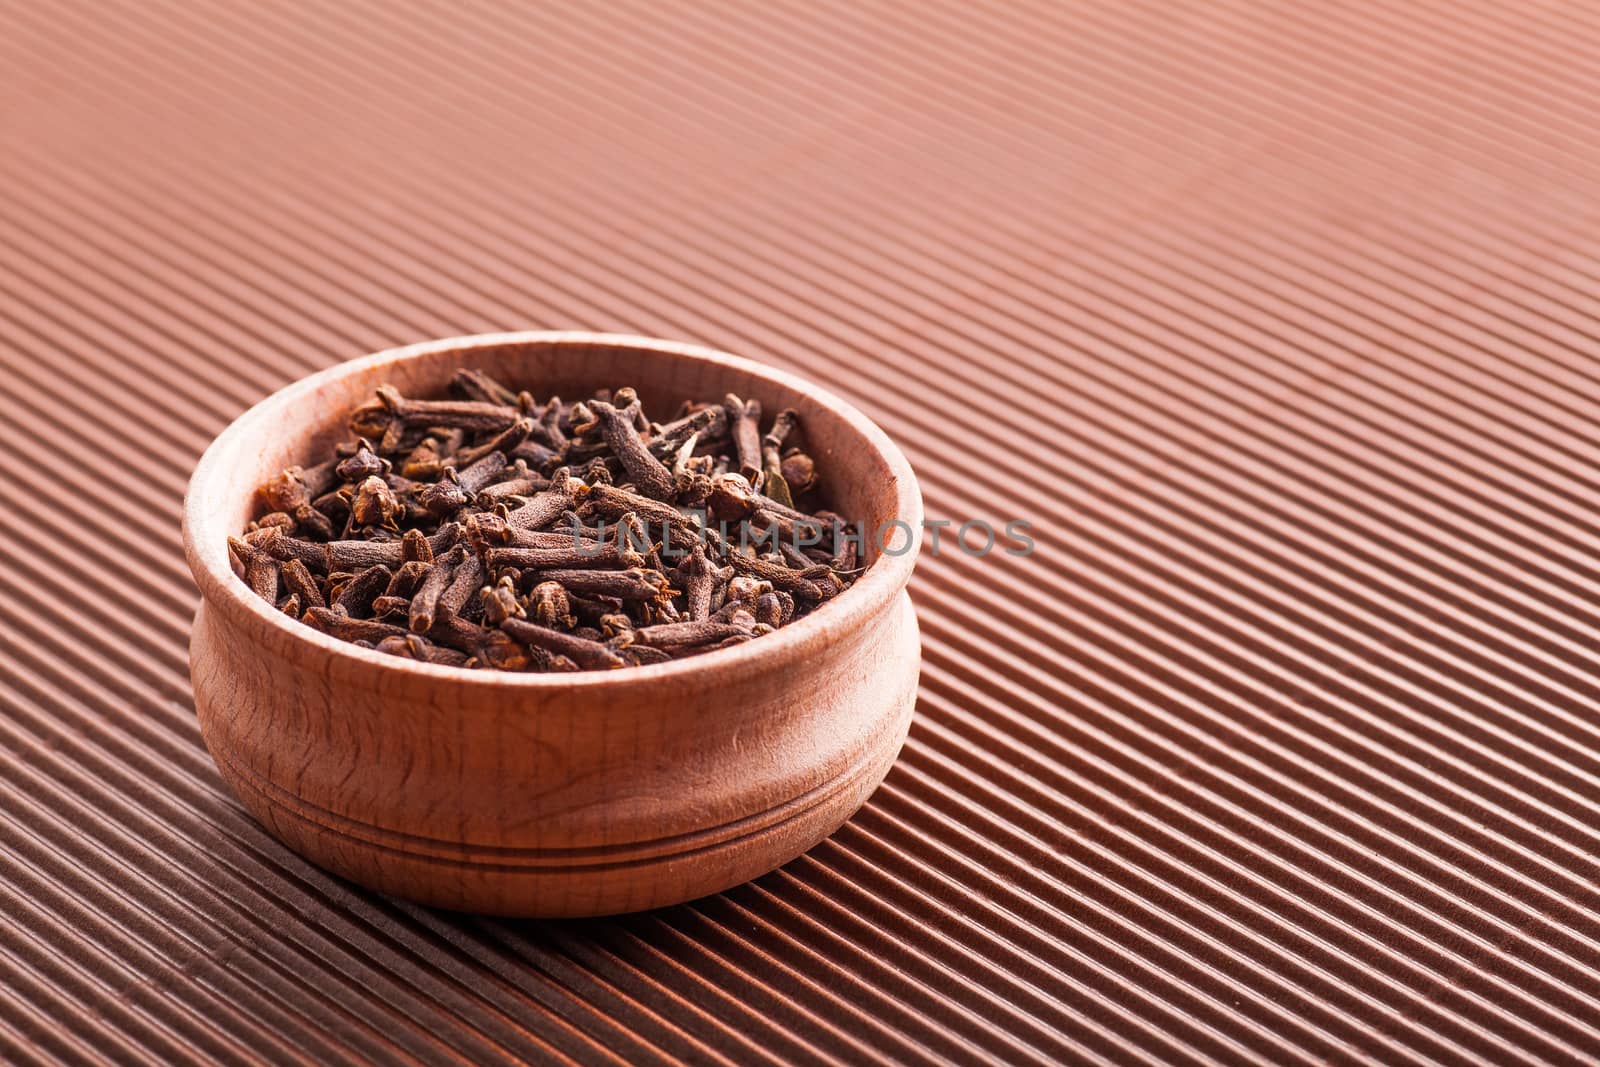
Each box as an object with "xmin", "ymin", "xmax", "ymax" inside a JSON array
[
  {"xmin": 529, "ymin": 580, "xmax": 574, "ymax": 630},
  {"xmin": 409, "ymin": 544, "xmax": 465, "ymax": 633},
  {"xmin": 526, "ymin": 567, "xmax": 670, "ymax": 602},
  {"xmin": 723, "ymin": 394, "xmax": 763, "ymax": 483},
  {"xmin": 631, "ymin": 616, "xmax": 754, "ymax": 649},
  {"xmin": 331, "ymin": 563, "xmax": 392, "ymax": 618},
  {"xmin": 242, "ymin": 373, "xmax": 864, "ymax": 671},
  {"xmin": 227, "ymin": 536, "xmax": 279, "ymax": 603},
  {"xmin": 573, "ymin": 399, "xmax": 675, "ymax": 500},
  {"xmin": 279, "ymin": 557, "xmax": 326, "ymax": 611},
  {"xmin": 500, "ymin": 617, "xmax": 626, "ymax": 670}
]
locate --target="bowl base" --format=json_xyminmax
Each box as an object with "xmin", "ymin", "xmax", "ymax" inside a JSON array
[{"xmin": 192, "ymin": 594, "xmax": 919, "ymax": 917}]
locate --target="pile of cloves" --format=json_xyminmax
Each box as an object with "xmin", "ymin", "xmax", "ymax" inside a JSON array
[{"xmin": 228, "ymin": 368, "xmax": 863, "ymax": 670}]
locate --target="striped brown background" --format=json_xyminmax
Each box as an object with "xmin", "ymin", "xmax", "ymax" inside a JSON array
[{"xmin": 4, "ymin": 1, "xmax": 1600, "ymax": 1064}]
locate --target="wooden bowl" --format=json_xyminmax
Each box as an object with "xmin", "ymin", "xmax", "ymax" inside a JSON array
[{"xmin": 182, "ymin": 332, "xmax": 922, "ymax": 917}]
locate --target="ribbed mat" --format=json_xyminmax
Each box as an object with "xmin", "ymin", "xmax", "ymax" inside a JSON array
[{"xmin": 4, "ymin": 2, "xmax": 1600, "ymax": 1064}]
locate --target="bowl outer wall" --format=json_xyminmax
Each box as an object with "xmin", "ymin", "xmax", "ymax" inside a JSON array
[{"xmin": 181, "ymin": 333, "xmax": 923, "ymax": 912}]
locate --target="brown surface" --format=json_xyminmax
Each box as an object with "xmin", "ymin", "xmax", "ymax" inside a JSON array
[
  {"xmin": 2, "ymin": 1, "xmax": 1600, "ymax": 1064},
  {"xmin": 183, "ymin": 334, "xmax": 921, "ymax": 916}
]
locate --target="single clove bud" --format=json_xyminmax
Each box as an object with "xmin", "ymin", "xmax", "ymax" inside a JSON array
[
  {"xmin": 529, "ymin": 580, "xmax": 574, "ymax": 630},
  {"xmin": 648, "ymin": 404, "xmax": 727, "ymax": 459},
  {"xmin": 227, "ymin": 536, "xmax": 280, "ymax": 603},
  {"xmin": 336, "ymin": 442, "xmax": 389, "ymax": 482},
  {"xmin": 350, "ymin": 475, "xmax": 402, "ymax": 530},
  {"xmin": 451, "ymin": 368, "xmax": 521, "ymax": 407},
  {"xmin": 480, "ymin": 575, "xmax": 525, "ymax": 626},
  {"xmin": 503, "ymin": 470, "xmax": 579, "ymax": 532},
  {"xmin": 304, "ymin": 606, "xmax": 410, "ymax": 644},
  {"xmin": 453, "ymin": 450, "xmax": 510, "ymax": 495},
  {"xmin": 409, "ymin": 544, "xmax": 466, "ymax": 633},
  {"xmin": 723, "ymin": 394, "xmax": 763, "ymax": 484},
  {"xmin": 455, "ymin": 418, "xmax": 534, "ymax": 469},
  {"xmin": 724, "ymin": 550, "xmax": 827, "ymax": 600},
  {"xmin": 680, "ymin": 542, "xmax": 733, "ymax": 621},
  {"xmin": 331, "ymin": 563, "xmax": 392, "ymax": 618},
  {"xmin": 355, "ymin": 385, "xmax": 520, "ymax": 444},
  {"xmin": 760, "ymin": 409, "xmax": 798, "ymax": 508},
  {"xmin": 501, "ymin": 617, "xmax": 626, "ymax": 670},
  {"xmin": 573, "ymin": 399, "xmax": 676, "ymax": 501},
  {"xmin": 401, "ymin": 528, "xmax": 434, "ymax": 565},
  {"xmin": 373, "ymin": 633, "xmax": 470, "ymax": 667},
  {"xmin": 631, "ymin": 616, "xmax": 754, "ymax": 650},
  {"xmin": 278, "ymin": 557, "xmax": 326, "ymax": 611},
  {"xmin": 399, "ymin": 436, "xmax": 446, "ymax": 480},
  {"xmin": 525, "ymin": 567, "xmax": 670, "ymax": 602},
  {"xmin": 780, "ymin": 451, "xmax": 817, "ymax": 495},
  {"xmin": 485, "ymin": 539, "xmax": 643, "ymax": 571},
  {"xmin": 435, "ymin": 550, "xmax": 484, "ymax": 623}
]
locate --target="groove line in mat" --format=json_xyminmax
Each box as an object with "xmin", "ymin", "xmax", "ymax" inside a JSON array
[
  {"xmin": 18, "ymin": 0, "xmax": 1593, "ymax": 287},
  {"xmin": 908, "ymin": 644, "xmax": 1600, "ymax": 1015},
  {"xmin": 913, "ymin": 535, "xmax": 1600, "ymax": 906},
  {"xmin": 1031, "ymin": 0, "xmax": 1595, "ymax": 185},
  {"xmin": 433, "ymin": 916, "xmax": 800, "ymax": 1067},
  {"xmin": 651, "ymin": 889, "xmax": 1013, "ymax": 1065},
  {"xmin": 18, "ymin": 103, "xmax": 1593, "ymax": 729},
  {"xmin": 15, "ymin": 0, "xmax": 1600, "ymax": 499},
  {"xmin": 794, "ymin": 823, "xmax": 1274, "ymax": 1064},
  {"xmin": 0, "ymin": 871, "xmax": 248, "ymax": 1065},
  {"xmin": 921, "ymin": 585, "xmax": 1600, "ymax": 979},
  {"xmin": 1189, "ymin": 0, "xmax": 1599, "ymax": 145},
  {"xmin": 876, "ymin": 730, "xmax": 1543, "ymax": 1064},
  {"xmin": 492, "ymin": 934, "xmax": 832, "ymax": 1067},
  {"xmin": 915, "ymin": 561, "xmax": 1600, "ymax": 921},
  {"xmin": 889, "ymin": 681, "xmax": 1600, "ymax": 1049},
  {"xmin": 510, "ymin": 931, "xmax": 845, "ymax": 1067},
  {"xmin": 4, "ymin": 1, "xmax": 1600, "ymax": 1064},
  {"xmin": 665, "ymin": 0, "xmax": 1600, "ymax": 348},
  {"xmin": 606, "ymin": 912, "xmax": 969, "ymax": 1067},
  {"xmin": 0, "ymin": 924, "xmax": 176, "ymax": 1067},
  {"xmin": 749, "ymin": 865, "xmax": 1209, "ymax": 1067},
  {"xmin": 857, "ymin": 748, "xmax": 1470, "ymax": 1064},
  {"xmin": 814, "ymin": 811, "xmax": 1355, "ymax": 1066},
  {"xmin": 12, "ymin": 115, "xmax": 1600, "ymax": 959},
  {"xmin": 896, "ymin": 659, "xmax": 1593, "ymax": 1023},
  {"xmin": 902, "ymin": 668, "xmax": 1600, "ymax": 985},
  {"xmin": 0, "ymin": 720, "xmax": 526, "ymax": 1065},
  {"xmin": 0, "ymin": 692, "xmax": 661, "ymax": 1067},
  {"xmin": 889, "ymin": 659, "xmax": 1600, "ymax": 1043},
  {"xmin": 0, "ymin": 506, "xmax": 193, "ymax": 636},
  {"xmin": 0, "ymin": 511, "xmax": 902, "ymax": 1062},
  {"xmin": 0, "ymin": 677, "xmax": 642, "ymax": 1067},
  {"xmin": 622, "ymin": 852, "xmax": 1119, "ymax": 1062},
  {"xmin": 0, "ymin": 810, "xmax": 367, "ymax": 1067},
  {"xmin": 12, "ymin": 115, "xmax": 1600, "ymax": 908},
  {"xmin": 28, "ymin": 20, "xmax": 1587, "ymax": 671},
  {"xmin": 601, "ymin": 0, "xmax": 1597, "ymax": 243}
]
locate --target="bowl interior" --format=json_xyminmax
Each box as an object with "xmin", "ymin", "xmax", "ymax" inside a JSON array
[{"xmin": 201, "ymin": 333, "xmax": 917, "ymax": 598}]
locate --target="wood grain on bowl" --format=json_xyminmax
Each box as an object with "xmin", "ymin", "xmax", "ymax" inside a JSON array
[{"xmin": 182, "ymin": 333, "xmax": 923, "ymax": 916}]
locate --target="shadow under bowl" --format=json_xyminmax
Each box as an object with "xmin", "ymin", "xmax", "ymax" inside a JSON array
[{"xmin": 182, "ymin": 332, "xmax": 923, "ymax": 917}]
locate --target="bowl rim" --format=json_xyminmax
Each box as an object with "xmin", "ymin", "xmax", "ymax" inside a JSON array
[{"xmin": 183, "ymin": 331, "xmax": 923, "ymax": 689}]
